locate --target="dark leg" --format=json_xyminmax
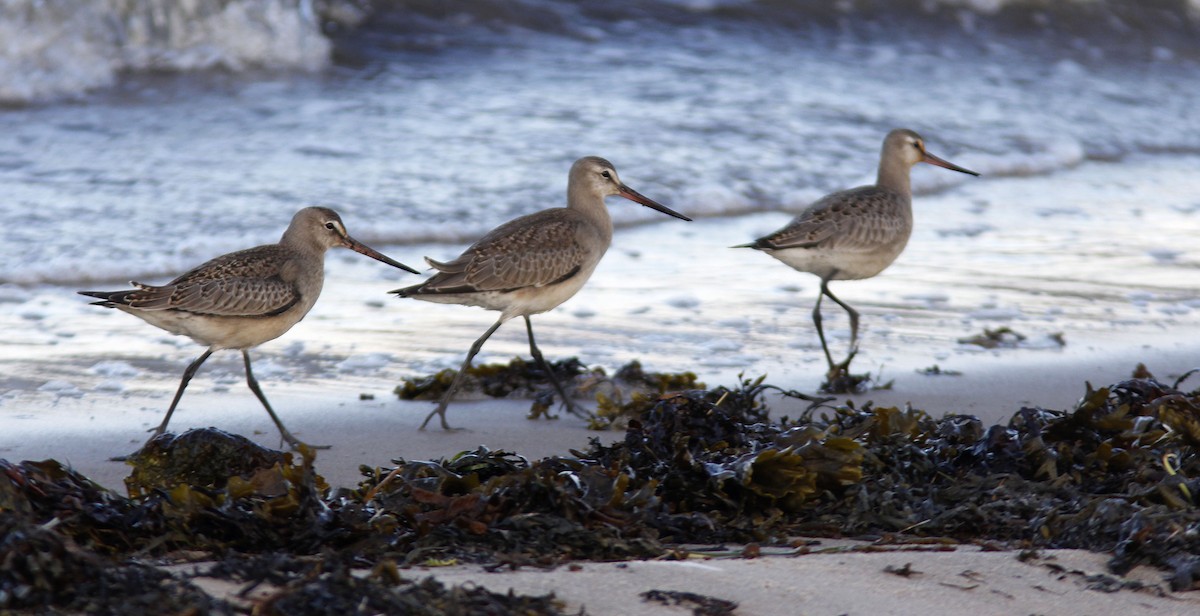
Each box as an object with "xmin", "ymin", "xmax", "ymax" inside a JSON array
[
  {"xmin": 152, "ymin": 349, "xmax": 213, "ymax": 435},
  {"xmin": 816, "ymin": 279, "xmax": 862, "ymax": 387},
  {"xmin": 811, "ymin": 283, "xmax": 837, "ymax": 372},
  {"xmin": 821, "ymin": 280, "xmax": 861, "ymax": 354},
  {"xmin": 422, "ymin": 318, "xmax": 506, "ymax": 431},
  {"xmin": 243, "ymin": 350, "xmax": 329, "ymax": 450},
  {"xmin": 524, "ymin": 315, "xmax": 583, "ymax": 419}
]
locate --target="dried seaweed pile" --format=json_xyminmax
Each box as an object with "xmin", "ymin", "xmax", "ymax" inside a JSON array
[
  {"xmin": 3, "ymin": 367, "xmax": 1200, "ymax": 612},
  {"xmin": 0, "ymin": 435, "xmax": 570, "ymax": 614}
]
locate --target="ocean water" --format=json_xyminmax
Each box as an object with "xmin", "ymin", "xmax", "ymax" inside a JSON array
[
  {"xmin": 1, "ymin": 0, "xmax": 1198, "ymax": 285},
  {"xmin": 1, "ymin": 0, "xmax": 1199, "ymax": 411}
]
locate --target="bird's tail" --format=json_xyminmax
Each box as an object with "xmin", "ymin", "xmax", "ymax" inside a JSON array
[
  {"xmin": 77, "ymin": 290, "xmax": 128, "ymax": 308},
  {"xmin": 389, "ymin": 283, "xmax": 424, "ymax": 298},
  {"xmin": 730, "ymin": 240, "xmax": 764, "ymax": 249}
]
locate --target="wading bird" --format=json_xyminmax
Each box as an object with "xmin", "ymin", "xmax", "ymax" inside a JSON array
[
  {"xmin": 393, "ymin": 156, "xmax": 691, "ymax": 430},
  {"xmin": 736, "ymin": 129, "xmax": 978, "ymax": 387},
  {"xmin": 80, "ymin": 206, "xmax": 419, "ymax": 449}
]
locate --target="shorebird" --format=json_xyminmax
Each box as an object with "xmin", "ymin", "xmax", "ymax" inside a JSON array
[
  {"xmin": 736, "ymin": 129, "xmax": 978, "ymax": 382},
  {"xmin": 80, "ymin": 206, "xmax": 419, "ymax": 450},
  {"xmin": 393, "ymin": 156, "xmax": 691, "ymax": 430}
]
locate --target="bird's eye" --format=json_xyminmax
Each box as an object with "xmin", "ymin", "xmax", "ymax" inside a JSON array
[
  {"xmin": 324, "ymin": 222, "xmax": 336, "ymax": 230},
  {"xmin": 601, "ymin": 170, "xmax": 612, "ymax": 179}
]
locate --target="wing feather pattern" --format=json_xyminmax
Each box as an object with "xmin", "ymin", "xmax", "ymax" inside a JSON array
[
  {"xmin": 82, "ymin": 245, "xmax": 301, "ymax": 317},
  {"xmin": 751, "ymin": 186, "xmax": 909, "ymax": 253},
  {"xmin": 412, "ymin": 212, "xmax": 587, "ymax": 296}
]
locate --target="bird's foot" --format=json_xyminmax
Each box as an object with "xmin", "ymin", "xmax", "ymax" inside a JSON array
[
  {"xmin": 420, "ymin": 405, "xmax": 464, "ymax": 431},
  {"xmin": 279, "ymin": 430, "xmax": 330, "ymax": 451},
  {"xmin": 819, "ymin": 352, "xmax": 871, "ymax": 394},
  {"xmin": 527, "ymin": 390, "xmax": 560, "ymax": 421},
  {"xmin": 529, "ymin": 389, "xmax": 593, "ymax": 422}
]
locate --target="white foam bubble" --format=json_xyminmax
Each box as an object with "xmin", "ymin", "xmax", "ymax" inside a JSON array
[
  {"xmin": 337, "ymin": 353, "xmax": 393, "ymax": 373},
  {"xmin": 89, "ymin": 360, "xmax": 140, "ymax": 378},
  {"xmin": 38, "ymin": 380, "xmax": 83, "ymax": 396}
]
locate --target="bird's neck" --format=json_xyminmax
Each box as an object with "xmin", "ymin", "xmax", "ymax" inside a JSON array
[
  {"xmin": 876, "ymin": 158, "xmax": 913, "ymax": 196},
  {"xmin": 567, "ymin": 189, "xmax": 614, "ymax": 240},
  {"xmin": 279, "ymin": 226, "xmax": 306, "ymax": 249}
]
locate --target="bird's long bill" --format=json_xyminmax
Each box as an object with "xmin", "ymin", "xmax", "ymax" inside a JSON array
[
  {"xmin": 618, "ymin": 184, "xmax": 693, "ymax": 221},
  {"xmin": 922, "ymin": 151, "xmax": 980, "ymax": 177},
  {"xmin": 343, "ymin": 237, "xmax": 421, "ymax": 274}
]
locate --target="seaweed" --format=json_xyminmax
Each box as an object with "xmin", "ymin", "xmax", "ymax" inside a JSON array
[
  {"xmin": 0, "ymin": 514, "xmax": 230, "ymax": 613},
  {"xmin": 219, "ymin": 554, "xmax": 568, "ymax": 616},
  {"xmin": 585, "ymin": 360, "xmax": 704, "ymax": 429},
  {"xmin": 4, "ymin": 365, "xmax": 1200, "ymax": 611},
  {"xmin": 396, "ymin": 358, "xmax": 703, "ymax": 428},
  {"xmin": 395, "ymin": 357, "xmax": 589, "ymax": 403},
  {"xmin": 817, "ymin": 352, "xmax": 889, "ymax": 394},
  {"xmin": 640, "ymin": 589, "xmax": 738, "ymax": 616},
  {"xmin": 958, "ymin": 326, "xmax": 1066, "ymax": 349}
]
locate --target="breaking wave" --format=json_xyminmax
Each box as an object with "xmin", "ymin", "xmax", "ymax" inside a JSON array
[
  {"xmin": 0, "ymin": 0, "xmax": 330, "ymax": 104},
  {"xmin": 3, "ymin": 0, "xmax": 1198, "ymax": 104}
]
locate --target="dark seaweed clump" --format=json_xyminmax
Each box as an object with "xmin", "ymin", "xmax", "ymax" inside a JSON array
[
  {"xmin": 3, "ymin": 366, "xmax": 1200, "ymax": 612},
  {"xmin": 395, "ymin": 357, "xmax": 590, "ymax": 403},
  {"xmin": 395, "ymin": 357, "xmax": 703, "ymax": 425}
]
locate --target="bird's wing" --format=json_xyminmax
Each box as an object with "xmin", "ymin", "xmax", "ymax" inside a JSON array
[
  {"xmin": 752, "ymin": 186, "xmax": 907, "ymax": 252},
  {"xmin": 419, "ymin": 213, "xmax": 587, "ymax": 294},
  {"xmin": 124, "ymin": 246, "xmax": 301, "ymax": 316}
]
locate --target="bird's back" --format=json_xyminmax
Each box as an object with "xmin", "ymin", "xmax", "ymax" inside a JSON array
[
  {"xmin": 745, "ymin": 185, "xmax": 913, "ymax": 280},
  {"xmin": 79, "ymin": 243, "xmax": 324, "ymax": 349},
  {"xmin": 395, "ymin": 208, "xmax": 606, "ymax": 318}
]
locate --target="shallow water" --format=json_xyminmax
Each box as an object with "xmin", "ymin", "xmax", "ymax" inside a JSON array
[
  {"xmin": 1, "ymin": 1, "xmax": 1199, "ymax": 421},
  {"xmin": 4, "ymin": 155, "xmax": 1199, "ymax": 411}
]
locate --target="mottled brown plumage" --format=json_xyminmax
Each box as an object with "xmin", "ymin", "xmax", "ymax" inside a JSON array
[
  {"xmin": 738, "ymin": 129, "xmax": 978, "ymax": 378},
  {"xmin": 80, "ymin": 207, "xmax": 419, "ymax": 450},
  {"xmin": 394, "ymin": 156, "xmax": 691, "ymax": 430},
  {"xmin": 109, "ymin": 245, "xmax": 303, "ymax": 317},
  {"xmin": 416, "ymin": 214, "xmax": 588, "ymax": 298}
]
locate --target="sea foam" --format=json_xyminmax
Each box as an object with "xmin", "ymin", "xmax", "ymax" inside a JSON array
[{"xmin": 0, "ymin": 0, "xmax": 329, "ymax": 104}]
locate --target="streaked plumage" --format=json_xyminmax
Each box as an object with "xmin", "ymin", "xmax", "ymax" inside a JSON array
[
  {"xmin": 394, "ymin": 156, "xmax": 691, "ymax": 430},
  {"xmin": 80, "ymin": 206, "xmax": 419, "ymax": 449},
  {"xmin": 738, "ymin": 129, "xmax": 978, "ymax": 379}
]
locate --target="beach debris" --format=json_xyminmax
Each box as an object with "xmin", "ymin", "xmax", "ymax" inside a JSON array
[
  {"xmin": 958, "ymin": 326, "xmax": 1025, "ymax": 348},
  {"xmin": 396, "ymin": 356, "xmax": 588, "ymax": 403},
  {"xmin": 0, "ymin": 514, "xmax": 226, "ymax": 613},
  {"xmin": 5, "ymin": 366, "xmax": 1200, "ymax": 609},
  {"xmin": 241, "ymin": 556, "xmax": 566, "ymax": 616},
  {"xmin": 640, "ymin": 589, "xmax": 738, "ymax": 615},
  {"xmin": 884, "ymin": 562, "xmax": 922, "ymax": 577},
  {"xmin": 919, "ymin": 364, "xmax": 963, "ymax": 376},
  {"xmin": 818, "ymin": 350, "xmax": 888, "ymax": 394},
  {"xmin": 123, "ymin": 428, "xmax": 292, "ymax": 498},
  {"xmin": 820, "ymin": 366, "xmax": 873, "ymax": 394},
  {"xmin": 396, "ymin": 358, "xmax": 704, "ymax": 429},
  {"xmin": 958, "ymin": 326, "xmax": 1066, "ymax": 349},
  {"xmin": 584, "ymin": 360, "xmax": 704, "ymax": 429}
]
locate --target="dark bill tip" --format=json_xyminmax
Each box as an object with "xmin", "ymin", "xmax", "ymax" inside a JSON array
[
  {"xmin": 345, "ymin": 238, "xmax": 421, "ymax": 274},
  {"xmin": 923, "ymin": 151, "xmax": 980, "ymax": 177},
  {"xmin": 618, "ymin": 185, "xmax": 692, "ymax": 222}
]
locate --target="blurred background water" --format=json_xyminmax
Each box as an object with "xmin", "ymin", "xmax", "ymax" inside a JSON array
[{"xmin": 1, "ymin": 0, "xmax": 1198, "ymax": 285}]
